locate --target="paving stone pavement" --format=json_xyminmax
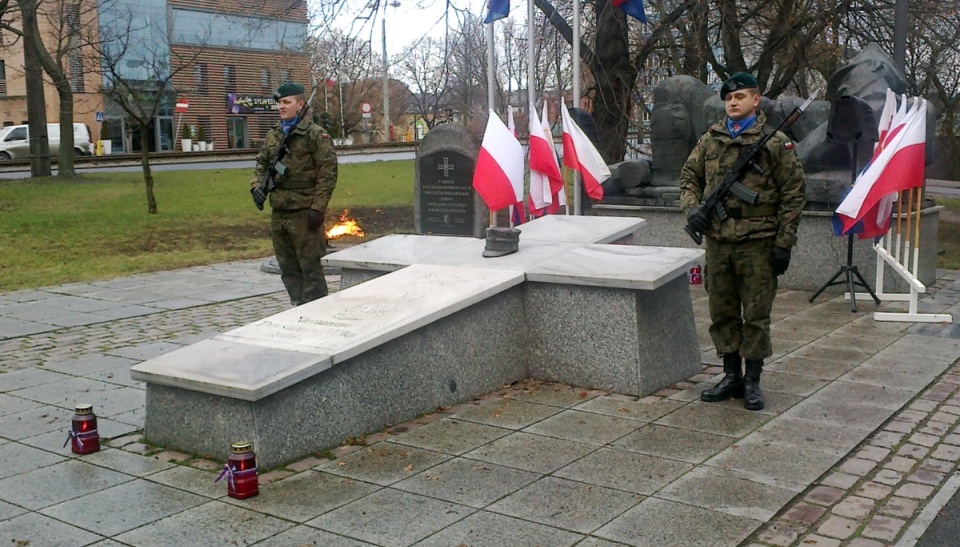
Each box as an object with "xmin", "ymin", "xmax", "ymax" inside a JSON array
[{"xmin": 2, "ymin": 258, "xmax": 960, "ymax": 546}]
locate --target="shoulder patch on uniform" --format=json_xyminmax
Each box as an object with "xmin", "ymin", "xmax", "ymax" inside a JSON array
[
  {"xmin": 322, "ymin": 133, "xmax": 330, "ymax": 139},
  {"xmin": 784, "ymin": 141, "xmax": 795, "ymax": 150}
]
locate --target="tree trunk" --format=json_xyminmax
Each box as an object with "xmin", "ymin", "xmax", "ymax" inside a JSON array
[
  {"xmin": 140, "ymin": 124, "xmax": 157, "ymax": 214},
  {"xmin": 590, "ymin": 0, "xmax": 635, "ymax": 163},
  {"xmin": 21, "ymin": 0, "xmax": 51, "ymax": 177}
]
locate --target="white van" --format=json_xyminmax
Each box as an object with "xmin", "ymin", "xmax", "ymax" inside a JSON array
[{"xmin": 0, "ymin": 122, "xmax": 93, "ymax": 160}]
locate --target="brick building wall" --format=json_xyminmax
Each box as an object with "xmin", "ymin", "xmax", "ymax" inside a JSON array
[{"xmin": 169, "ymin": 45, "xmax": 310, "ymax": 150}]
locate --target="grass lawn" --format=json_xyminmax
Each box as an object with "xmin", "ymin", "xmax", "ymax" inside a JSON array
[{"xmin": 0, "ymin": 160, "xmax": 414, "ymax": 291}]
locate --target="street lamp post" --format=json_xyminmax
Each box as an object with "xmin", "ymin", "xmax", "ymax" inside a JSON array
[{"xmin": 382, "ymin": 1, "xmax": 400, "ymax": 143}]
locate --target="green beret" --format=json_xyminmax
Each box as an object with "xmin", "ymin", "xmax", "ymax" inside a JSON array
[
  {"xmin": 274, "ymin": 82, "xmax": 304, "ymax": 100},
  {"xmin": 720, "ymin": 72, "xmax": 759, "ymax": 99}
]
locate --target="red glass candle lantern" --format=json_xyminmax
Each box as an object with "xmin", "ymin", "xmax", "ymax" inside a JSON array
[
  {"xmin": 216, "ymin": 441, "xmax": 259, "ymax": 499},
  {"xmin": 64, "ymin": 404, "xmax": 100, "ymax": 455},
  {"xmin": 689, "ymin": 265, "xmax": 703, "ymax": 285}
]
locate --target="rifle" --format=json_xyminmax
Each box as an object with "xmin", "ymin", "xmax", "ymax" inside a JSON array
[
  {"xmin": 685, "ymin": 90, "xmax": 819, "ymax": 244},
  {"xmin": 255, "ymin": 81, "xmax": 320, "ymax": 211}
]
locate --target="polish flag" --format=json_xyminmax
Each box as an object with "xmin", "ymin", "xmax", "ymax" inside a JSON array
[
  {"xmin": 528, "ymin": 102, "xmax": 564, "ymax": 214},
  {"xmin": 834, "ymin": 96, "xmax": 927, "ymax": 236},
  {"xmin": 561, "ymin": 100, "xmax": 609, "ymax": 201},
  {"xmin": 507, "ymin": 105, "xmax": 517, "ymax": 137},
  {"xmin": 473, "ymin": 110, "xmax": 524, "ymax": 212}
]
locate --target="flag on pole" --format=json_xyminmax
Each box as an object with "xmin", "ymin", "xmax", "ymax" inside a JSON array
[
  {"xmin": 542, "ymin": 102, "xmax": 567, "ymax": 212},
  {"xmin": 834, "ymin": 95, "xmax": 927, "ymax": 237},
  {"xmin": 561, "ymin": 100, "xmax": 610, "ymax": 201},
  {"xmin": 473, "ymin": 110, "xmax": 525, "ymax": 212},
  {"xmin": 612, "ymin": 0, "xmax": 647, "ymax": 23},
  {"xmin": 529, "ymin": 102, "xmax": 564, "ymax": 215},
  {"xmin": 507, "ymin": 105, "xmax": 517, "ymax": 137},
  {"xmin": 484, "ymin": 0, "xmax": 509, "ymax": 23}
]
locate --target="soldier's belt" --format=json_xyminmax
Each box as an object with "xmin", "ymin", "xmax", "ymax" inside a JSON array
[
  {"xmin": 277, "ymin": 178, "xmax": 316, "ymax": 190},
  {"xmin": 725, "ymin": 205, "xmax": 778, "ymax": 219}
]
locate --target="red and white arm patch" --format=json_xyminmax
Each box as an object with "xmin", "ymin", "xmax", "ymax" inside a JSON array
[{"xmin": 784, "ymin": 141, "xmax": 795, "ymax": 150}]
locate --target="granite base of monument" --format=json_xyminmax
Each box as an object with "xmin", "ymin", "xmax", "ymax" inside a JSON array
[
  {"xmin": 589, "ymin": 204, "xmax": 942, "ymax": 294},
  {"xmin": 142, "ymin": 288, "xmax": 526, "ymax": 467}
]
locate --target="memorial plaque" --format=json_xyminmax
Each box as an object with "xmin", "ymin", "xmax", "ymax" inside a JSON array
[{"xmin": 415, "ymin": 125, "xmax": 487, "ymax": 237}]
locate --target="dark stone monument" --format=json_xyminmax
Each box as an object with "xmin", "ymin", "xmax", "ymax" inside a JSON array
[{"xmin": 415, "ymin": 124, "xmax": 487, "ymax": 237}]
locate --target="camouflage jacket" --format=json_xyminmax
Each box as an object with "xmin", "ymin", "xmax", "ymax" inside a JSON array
[
  {"xmin": 679, "ymin": 111, "xmax": 806, "ymax": 249},
  {"xmin": 249, "ymin": 118, "xmax": 338, "ymax": 212}
]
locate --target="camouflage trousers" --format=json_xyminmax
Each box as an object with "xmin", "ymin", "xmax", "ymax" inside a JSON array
[
  {"xmin": 271, "ymin": 209, "xmax": 328, "ymax": 306},
  {"xmin": 705, "ymin": 236, "xmax": 778, "ymax": 360}
]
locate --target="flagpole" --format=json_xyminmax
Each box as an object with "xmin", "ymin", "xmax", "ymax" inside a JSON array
[
  {"xmin": 572, "ymin": 0, "xmax": 582, "ymax": 215},
  {"xmin": 486, "ymin": 15, "xmax": 497, "ymax": 228}
]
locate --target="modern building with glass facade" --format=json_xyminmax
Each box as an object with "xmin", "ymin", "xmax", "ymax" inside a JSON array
[{"xmin": 0, "ymin": 0, "xmax": 309, "ymax": 153}]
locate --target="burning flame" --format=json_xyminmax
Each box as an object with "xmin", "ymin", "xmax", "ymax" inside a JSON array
[{"xmin": 326, "ymin": 210, "xmax": 365, "ymax": 239}]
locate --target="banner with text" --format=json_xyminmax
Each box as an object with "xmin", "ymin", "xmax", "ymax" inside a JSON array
[{"xmin": 226, "ymin": 94, "xmax": 278, "ymax": 114}]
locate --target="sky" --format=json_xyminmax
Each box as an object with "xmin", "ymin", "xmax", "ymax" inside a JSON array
[{"xmin": 315, "ymin": 0, "xmax": 491, "ymax": 58}]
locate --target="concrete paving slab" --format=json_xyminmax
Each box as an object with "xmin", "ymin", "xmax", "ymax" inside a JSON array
[
  {"xmin": 414, "ymin": 510, "xmax": 584, "ymax": 546},
  {"xmin": 766, "ymin": 355, "xmax": 858, "ymax": 379},
  {"xmin": 19, "ymin": 428, "xmax": 85, "ymax": 455},
  {"xmin": 254, "ymin": 525, "xmax": 377, "ymax": 546},
  {"xmin": 594, "ymin": 497, "xmax": 762, "ymax": 546},
  {"xmin": 0, "ymin": 393, "xmax": 44, "ymax": 416},
  {"xmin": 392, "ymin": 457, "xmax": 539, "ymax": 509},
  {"xmin": 522, "ymin": 409, "xmax": 640, "ymax": 445},
  {"xmin": 706, "ymin": 439, "xmax": 840, "ymax": 486},
  {"xmin": 113, "ymin": 500, "xmax": 293, "ymax": 546},
  {"xmin": 0, "ymin": 459, "xmax": 132, "ymax": 510},
  {"xmin": 40, "ymin": 479, "xmax": 207, "ymax": 537},
  {"xmin": 461, "ymin": 432, "xmax": 596, "ymax": 474},
  {"xmin": 316, "ymin": 444, "xmax": 450, "ymax": 486},
  {"xmin": 0, "ymin": 498, "xmax": 27, "ymax": 521},
  {"xmin": 612, "ymin": 423, "xmax": 737, "ymax": 464},
  {"xmin": 144, "ymin": 466, "xmax": 226, "ymax": 499},
  {"xmin": 83, "ymin": 365, "xmax": 143, "ymax": 389},
  {"xmin": 573, "ymin": 396, "xmax": 685, "ymax": 422},
  {"xmin": 554, "ymin": 446, "xmax": 693, "ymax": 495},
  {"xmin": 487, "ymin": 476, "xmax": 641, "ymax": 534},
  {"xmin": 0, "ymin": 311, "xmax": 55, "ymax": 339},
  {"xmin": 0, "ymin": 442, "xmax": 66, "ymax": 479},
  {"xmin": 657, "ymin": 466, "xmax": 801, "ymax": 521},
  {"xmin": 70, "ymin": 386, "xmax": 145, "ymax": 418},
  {"xmin": 306, "ymin": 488, "xmax": 475, "ymax": 546},
  {"xmin": 750, "ymin": 416, "xmax": 868, "ymax": 456},
  {"xmin": 790, "ymin": 343, "xmax": 881, "ymax": 365},
  {"xmin": 221, "ymin": 470, "xmax": 380, "ymax": 523},
  {"xmin": 11, "ymin": 376, "xmax": 123, "ymax": 407},
  {"xmin": 453, "ymin": 399, "xmax": 563, "ymax": 430},
  {"xmin": 0, "ymin": 512, "xmax": 105, "ymax": 545},
  {"xmin": 386, "ymin": 418, "xmax": 510, "ymax": 455},
  {"xmin": 815, "ymin": 381, "xmax": 916, "ymax": 410},
  {"xmin": 107, "ymin": 407, "xmax": 144, "ymax": 429},
  {"xmin": 105, "ymin": 341, "xmax": 185, "ymax": 361},
  {"xmin": 842, "ymin": 366, "xmax": 945, "ymax": 391},
  {"xmin": 0, "ymin": 367, "xmax": 71, "ymax": 392},
  {"xmin": 43, "ymin": 354, "xmax": 139, "ymax": 376},
  {"xmin": 502, "ymin": 383, "xmax": 600, "ymax": 407},
  {"xmin": 756, "ymin": 371, "xmax": 831, "ymax": 396},
  {"xmin": 82, "ymin": 448, "xmax": 174, "ymax": 477},
  {"xmin": 785, "ymin": 398, "xmax": 896, "ymax": 431},
  {"xmin": 96, "ymin": 417, "xmax": 141, "ymax": 440},
  {"xmin": 654, "ymin": 402, "xmax": 773, "ymax": 437},
  {"xmin": 0, "ymin": 404, "xmax": 73, "ymax": 440}
]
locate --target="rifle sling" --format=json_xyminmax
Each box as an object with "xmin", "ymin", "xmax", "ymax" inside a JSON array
[{"xmin": 724, "ymin": 204, "xmax": 778, "ymax": 219}]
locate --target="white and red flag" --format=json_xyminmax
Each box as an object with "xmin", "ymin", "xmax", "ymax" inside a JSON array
[
  {"xmin": 473, "ymin": 109, "xmax": 525, "ymax": 212},
  {"xmin": 834, "ymin": 94, "xmax": 927, "ymax": 237},
  {"xmin": 560, "ymin": 100, "xmax": 609, "ymax": 201},
  {"xmin": 528, "ymin": 102, "xmax": 564, "ymax": 215},
  {"xmin": 507, "ymin": 105, "xmax": 517, "ymax": 137}
]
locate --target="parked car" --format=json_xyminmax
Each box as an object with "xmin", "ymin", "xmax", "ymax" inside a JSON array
[{"xmin": 0, "ymin": 122, "xmax": 93, "ymax": 160}]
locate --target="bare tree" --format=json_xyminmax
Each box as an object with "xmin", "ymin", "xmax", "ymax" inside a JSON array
[
  {"xmin": 395, "ymin": 36, "xmax": 451, "ymax": 129},
  {"xmin": 81, "ymin": 3, "xmax": 206, "ymax": 213},
  {"xmin": 311, "ymin": 29, "xmax": 381, "ymax": 140}
]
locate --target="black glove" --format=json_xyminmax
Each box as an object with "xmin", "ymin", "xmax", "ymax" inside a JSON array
[
  {"xmin": 307, "ymin": 209, "xmax": 323, "ymax": 232},
  {"xmin": 686, "ymin": 209, "xmax": 710, "ymax": 234},
  {"xmin": 251, "ymin": 186, "xmax": 267, "ymax": 209},
  {"xmin": 771, "ymin": 247, "xmax": 791, "ymax": 276}
]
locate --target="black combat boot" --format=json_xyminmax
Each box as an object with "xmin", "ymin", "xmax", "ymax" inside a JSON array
[
  {"xmin": 701, "ymin": 354, "xmax": 744, "ymax": 402},
  {"xmin": 743, "ymin": 359, "xmax": 765, "ymax": 411}
]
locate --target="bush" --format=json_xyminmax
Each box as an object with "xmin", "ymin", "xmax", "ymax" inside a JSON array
[
  {"xmin": 182, "ymin": 124, "xmax": 193, "ymax": 139},
  {"xmin": 197, "ymin": 124, "xmax": 207, "ymax": 142}
]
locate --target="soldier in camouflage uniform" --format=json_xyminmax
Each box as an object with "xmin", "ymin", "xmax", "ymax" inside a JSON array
[
  {"xmin": 250, "ymin": 82, "xmax": 338, "ymax": 306},
  {"xmin": 679, "ymin": 72, "xmax": 806, "ymax": 411}
]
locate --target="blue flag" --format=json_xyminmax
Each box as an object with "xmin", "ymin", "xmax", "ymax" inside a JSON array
[
  {"xmin": 613, "ymin": 0, "xmax": 648, "ymax": 23},
  {"xmin": 484, "ymin": 0, "xmax": 509, "ymax": 24}
]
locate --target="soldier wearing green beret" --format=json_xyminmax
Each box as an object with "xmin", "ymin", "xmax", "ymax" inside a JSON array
[
  {"xmin": 250, "ymin": 82, "xmax": 338, "ymax": 306},
  {"xmin": 679, "ymin": 72, "xmax": 806, "ymax": 411}
]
